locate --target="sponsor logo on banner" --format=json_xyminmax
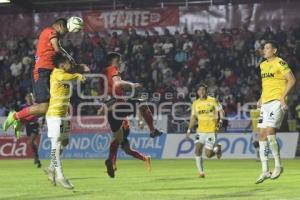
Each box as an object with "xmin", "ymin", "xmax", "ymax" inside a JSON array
[
  {"xmin": 39, "ymin": 132, "xmax": 166, "ymax": 159},
  {"xmin": 0, "ymin": 136, "xmax": 36, "ymax": 159},
  {"xmin": 162, "ymin": 133, "xmax": 299, "ymax": 159},
  {"xmin": 83, "ymin": 8, "xmax": 179, "ymax": 31},
  {"xmin": 118, "ymin": 133, "xmax": 166, "ymax": 159}
]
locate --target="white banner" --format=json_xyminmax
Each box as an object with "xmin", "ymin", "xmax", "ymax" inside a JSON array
[
  {"xmin": 128, "ymin": 115, "xmax": 168, "ymax": 133},
  {"xmin": 163, "ymin": 132, "xmax": 299, "ymax": 159}
]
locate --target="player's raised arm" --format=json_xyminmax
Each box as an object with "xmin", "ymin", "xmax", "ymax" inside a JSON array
[
  {"xmin": 112, "ymin": 75, "xmax": 141, "ymax": 90},
  {"xmin": 50, "ymin": 37, "xmax": 61, "ymax": 53}
]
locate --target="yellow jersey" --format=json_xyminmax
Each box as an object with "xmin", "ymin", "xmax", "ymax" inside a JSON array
[
  {"xmin": 250, "ymin": 109, "xmax": 260, "ymax": 132},
  {"xmin": 46, "ymin": 68, "xmax": 84, "ymax": 117},
  {"xmin": 260, "ymin": 57, "xmax": 291, "ymax": 104},
  {"xmin": 191, "ymin": 96, "xmax": 222, "ymax": 133}
]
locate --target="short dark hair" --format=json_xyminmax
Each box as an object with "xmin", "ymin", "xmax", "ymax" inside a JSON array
[
  {"xmin": 197, "ymin": 83, "xmax": 208, "ymax": 91},
  {"xmin": 265, "ymin": 40, "xmax": 279, "ymax": 50},
  {"xmin": 53, "ymin": 53, "xmax": 69, "ymax": 68},
  {"xmin": 106, "ymin": 52, "xmax": 121, "ymax": 65},
  {"xmin": 53, "ymin": 18, "xmax": 67, "ymax": 28}
]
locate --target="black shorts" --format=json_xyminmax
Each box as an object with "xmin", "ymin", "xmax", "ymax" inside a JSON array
[
  {"xmin": 107, "ymin": 100, "xmax": 139, "ymax": 132},
  {"xmin": 25, "ymin": 122, "xmax": 39, "ymax": 136},
  {"xmin": 32, "ymin": 68, "xmax": 52, "ymax": 103}
]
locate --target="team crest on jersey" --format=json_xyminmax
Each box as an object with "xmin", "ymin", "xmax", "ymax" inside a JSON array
[{"xmin": 279, "ymin": 60, "xmax": 287, "ymax": 66}]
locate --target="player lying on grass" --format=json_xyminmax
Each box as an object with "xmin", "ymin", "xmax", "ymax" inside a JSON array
[
  {"xmin": 44, "ymin": 53, "xmax": 86, "ymax": 189},
  {"xmin": 255, "ymin": 41, "xmax": 296, "ymax": 184},
  {"xmin": 101, "ymin": 52, "xmax": 163, "ymax": 178},
  {"xmin": 186, "ymin": 83, "xmax": 224, "ymax": 178},
  {"xmin": 3, "ymin": 18, "xmax": 89, "ymax": 137}
]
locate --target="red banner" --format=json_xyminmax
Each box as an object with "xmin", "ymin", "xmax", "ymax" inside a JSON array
[
  {"xmin": 83, "ymin": 8, "xmax": 179, "ymax": 31},
  {"xmin": 0, "ymin": 136, "xmax": 39, "ymax": 159}
]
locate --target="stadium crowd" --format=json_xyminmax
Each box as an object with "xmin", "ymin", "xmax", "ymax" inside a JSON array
[{"xmin": 0, "ymin": 25, "xmax": 300, "ymax": 119}]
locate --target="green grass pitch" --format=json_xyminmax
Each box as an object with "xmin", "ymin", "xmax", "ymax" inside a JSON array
[{"xmin": 0, "ymin": 159, "xmax": 300, "ymax": 200}]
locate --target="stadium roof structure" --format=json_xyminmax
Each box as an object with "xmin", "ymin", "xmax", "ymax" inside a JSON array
[{"xmin": 0, "ymin": 0, "xmax": 297, "ymax": 14}]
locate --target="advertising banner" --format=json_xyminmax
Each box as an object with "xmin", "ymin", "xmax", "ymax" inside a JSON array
[
  {"xmin": 83, "ymin": 8, "xmax": 179, "ymax": 31},
  {"xmin": 162, "ymin": 133, "xmax": 299, "ymax": 159},
  {"xmin": 0, "ymin": 136, "xmax": 38, "ymax": 159},
  {"xmin": 38, "ymin": 132, "xmax": 166, "ymax": 159}
]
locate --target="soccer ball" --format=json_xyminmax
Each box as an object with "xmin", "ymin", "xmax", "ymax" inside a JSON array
[{"xmin": 67, "ymin": 16, "xmax": 84, "ymax": 33}]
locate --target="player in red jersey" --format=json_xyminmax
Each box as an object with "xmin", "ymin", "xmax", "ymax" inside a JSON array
[
  {"xmin": 102, "ymin": 52, "xmax": 162, "ymax": 178},
  {"xmin": 3, "ymin": 18, "xmax": 88, "ymax": 137}
]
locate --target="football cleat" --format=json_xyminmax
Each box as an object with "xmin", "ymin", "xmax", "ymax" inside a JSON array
[
  {"xmin": 34, "ymin": 159, "xmax": 42, "ymax": 168},
  {"xmin": 13, "ymin": 120, "xmax": 22, "ymax": 139},
  {"xmin": 271, "ymin": 167, "xmax": 283, "ymax": 180},
  {"xmin": 198, "ymin": 173, "xmax": 205, "ymax": 178},
  {"xmin": 255, "ymin": 171, "xmax": 271, "ymax": 184},
  {"xmin": 105, "ymin": 159, "xmax": 115, "ymax": 178},
  {"xmin": 3, "ymin": 111, "xmax": 16, "ymax": 132},
  {"xmin": 44, "ymin": 167, "xmax": 56, "ymax": 185},
  {"xmin": 56, "ymin": 178, "xmax": 74, "ymax": 190},
  {"xmin": 150, "ymin": 129, "xmax": 163, "ymax": 138},
  {"xmin": 144, "ymin": 156, "xmax": 152, "ymax": 172}
]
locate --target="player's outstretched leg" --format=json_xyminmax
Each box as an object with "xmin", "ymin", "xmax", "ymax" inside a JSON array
[
  {"xmin": 121, "ymin": 141, "xmax": 151, "ymax": 172},
  {"xmin": 50, "ymin": 137, "xmax": 73, "ymax": 189},
  {"xmin": 267, "ymin": 134, "xmax": 283, "ymax": 180},
  {"xmin": 4, "ymin": 104, "xmax": 47, "ymax": 138}
]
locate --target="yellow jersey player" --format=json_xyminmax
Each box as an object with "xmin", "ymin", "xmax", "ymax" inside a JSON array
[
  {"xmin": 245, "ymin": 107, "xmax": 260, "ymax": 160},
  {"xmin": 186, "ymin": 84, "xmax": 225, "ymax": 178},
  {"xmin": 256, "ymin": 41, "xmax": 296, "ymax": 184},
  {"xmin": 44, "ymin": 54, "xmax": 86, "ymax": 189}
]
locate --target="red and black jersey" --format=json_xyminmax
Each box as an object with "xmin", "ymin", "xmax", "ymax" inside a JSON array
[{"xmin": 101, "ymin": 65, "xmax": 124, "ymax": 97}]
